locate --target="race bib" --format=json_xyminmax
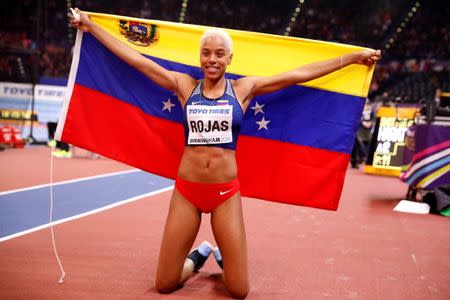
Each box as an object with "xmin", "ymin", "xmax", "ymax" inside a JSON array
[{"xmin": 186, "ymin": 104, "xmax": 233, "ymax": 145}]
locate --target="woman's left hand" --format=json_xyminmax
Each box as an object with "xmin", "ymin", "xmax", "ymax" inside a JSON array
[{"xmin": 356, "ymin": 49, "xmax": 382, "ymax": 66}]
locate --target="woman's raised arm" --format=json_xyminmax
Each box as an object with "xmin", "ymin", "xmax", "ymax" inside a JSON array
[
  {"xmin": 71, "ymin": 8, "xmax": 195, "ymax": 96},
  {"xmin": 240, "ymin": 49, "xmax": 381, "ymax": 98}
]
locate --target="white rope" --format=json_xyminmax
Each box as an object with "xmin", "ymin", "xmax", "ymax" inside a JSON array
[{"xmin": 49, "ymin": 145, "xmax": 66, "ymax": 283}]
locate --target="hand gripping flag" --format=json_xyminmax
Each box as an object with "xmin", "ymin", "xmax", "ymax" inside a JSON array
[{"xmin": 56, "ymin": 12, "xmax": 375, "ymax": 210}]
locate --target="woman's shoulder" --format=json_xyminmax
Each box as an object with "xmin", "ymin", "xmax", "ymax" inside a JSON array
[
  {"xmin": 174, "ymin": 73, "xmax": 199, "ymax": 102},
  {"xmin": 230, "ymin": 76, "xmax": 263, "ymax": 94}
]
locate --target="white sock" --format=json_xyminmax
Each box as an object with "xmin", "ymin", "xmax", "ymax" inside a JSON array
[
  {"xmin": 197, "ymin": 241, "xmax": 213, "ymax": 257},
  {"xmin": 213, "ymin": 247, "xmax": 222, "ymax": 261}
]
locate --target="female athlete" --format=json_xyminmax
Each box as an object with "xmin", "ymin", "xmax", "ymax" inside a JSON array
[{"xmin": 71, "ymin": 8, "xmax": 380, "ymax": 299}]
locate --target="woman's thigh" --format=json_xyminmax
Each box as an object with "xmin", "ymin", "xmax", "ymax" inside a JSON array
[
  {"xmin": 155, "ymin": 188, "xmax": 202, "ymax": 292},
  {"xmin": 211, "ymin": 192, "xmax": 249, "ymax": 298}
]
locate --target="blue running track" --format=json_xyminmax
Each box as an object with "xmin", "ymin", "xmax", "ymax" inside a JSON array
[{"xmin": 0, "ymin": 170, "xmax": 173, "ymax": 241}]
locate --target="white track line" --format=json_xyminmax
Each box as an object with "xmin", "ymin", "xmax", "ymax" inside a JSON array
[
  {"xmin": 0, "ymin": 169, "xmax": 141, "ymax": 196},
  {"xmin": 0, "ymin": 185, "xmax": 174, "ymax": 242}
]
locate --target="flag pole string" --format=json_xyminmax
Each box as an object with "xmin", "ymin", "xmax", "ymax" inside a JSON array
[{"xmin": 49, "ymin": 145, "xmax": 66, "ymax": 283}]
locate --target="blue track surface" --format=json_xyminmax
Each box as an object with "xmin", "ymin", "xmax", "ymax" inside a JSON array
[{"xmin": 0, "ymin": 170, "xmax": 173, "ymax": 239}]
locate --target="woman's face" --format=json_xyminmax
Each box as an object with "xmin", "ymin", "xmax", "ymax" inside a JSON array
[{"xmin": 200, "ymin": 36, "xmax": 232, "ymax": 81}]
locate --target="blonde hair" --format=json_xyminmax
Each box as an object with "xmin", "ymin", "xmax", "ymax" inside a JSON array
[{"xmin": 200, "ymin": 28, "xmax": 233, "ymax": 54}]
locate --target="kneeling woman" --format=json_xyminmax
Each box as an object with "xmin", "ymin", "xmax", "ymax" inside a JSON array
[{"xmin": 71, "ymin": 8, "xmax": 380, "ymax": 298}]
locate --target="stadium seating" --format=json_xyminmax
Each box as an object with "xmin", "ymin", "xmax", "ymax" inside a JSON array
[{"xmin": 0, "ymin": 0, "xmax": 448, "ymax": 104}]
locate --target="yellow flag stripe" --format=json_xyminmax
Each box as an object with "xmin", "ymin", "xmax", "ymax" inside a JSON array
[{"xmin": 87, "ymin": 12, "xmax": 374, "ymax": 97}]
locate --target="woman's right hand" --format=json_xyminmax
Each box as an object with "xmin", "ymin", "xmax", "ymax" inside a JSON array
[{"xmin": 70, "ymin": 8, "xmax": 93, "ymax": 32}]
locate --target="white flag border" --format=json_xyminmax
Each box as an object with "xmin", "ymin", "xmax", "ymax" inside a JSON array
[{"xmin": 55, "ymin": 30, "xmax": 84, "ymax": 141}]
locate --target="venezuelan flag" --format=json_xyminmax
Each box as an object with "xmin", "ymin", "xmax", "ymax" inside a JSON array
[{"xmin": 55, "ymin": 12, "xmax": 375, "ymax": 210}]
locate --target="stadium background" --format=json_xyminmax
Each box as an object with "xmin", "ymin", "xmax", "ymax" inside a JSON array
[
  {"xmin": 0, "ymin": 1, "xmax": 449, "ymax": 299},
  {"xmin": 0, "ymin": 0, "xmax": 448, "ymax": 145},
  {"xmin": 1, "ymin": 1, "xmax": 449, "ymax": 93},
  {"xmin": 0, "ymin": 1, "xmax": 448, "ymax": 142}
]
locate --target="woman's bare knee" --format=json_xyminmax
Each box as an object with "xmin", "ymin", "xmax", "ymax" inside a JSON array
[
  {"xmin": 223, "ymin": 275, "xmax": 249, "ymax": 299},
  {"xmin": 226, "ymin": 283, "xmax": 249, "ymax": 299},
  {"xmin": 155, "ymin": 278, "xmax": 180, "ymax": 294}
]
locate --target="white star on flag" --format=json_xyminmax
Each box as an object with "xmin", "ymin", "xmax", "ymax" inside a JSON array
[
  {"xmin": 256, "ymin": 116, "xmax": 270, "ymax": 130},
  {"xmin": 162, "ymin": 98, "xmax": 175, "ymax": 112},
  {"xmin": 250, "ymin": 101, "xmax": 265, "ymax": 115}
]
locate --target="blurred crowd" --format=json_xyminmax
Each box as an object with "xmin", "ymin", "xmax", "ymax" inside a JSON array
[
  {"xmin": 0, "ymin": 0, "xmax": 448, "ymax": 99},
  {"xmin": 386, "ymin": 4, "xmax": 449, "ymax": 59}
]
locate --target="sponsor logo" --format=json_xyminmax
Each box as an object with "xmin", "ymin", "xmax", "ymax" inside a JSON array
[
  {"xmin": 0, "ymin": 83, "xmax": 66, "ymax": 102},
  {"xmin": 119, "ymin": 20, "xmax": 159, "ymax": 47},
  {"xmin": 219, "ymin": 189, "xmax": 232, "ymax": 196}
]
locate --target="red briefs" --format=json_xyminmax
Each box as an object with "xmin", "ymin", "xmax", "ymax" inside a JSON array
[{"xmin": 175, "ymin": 177, "xmax": 240, "ymax": 213}]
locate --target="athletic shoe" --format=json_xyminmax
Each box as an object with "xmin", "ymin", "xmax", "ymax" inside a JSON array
[
  {"xmin": 213, "ymin": 246, "xmax": 223, "ymax": 269},
  {"xmin": 52, "ymin": 149, "xmax": 65, "ymax": 158},
  {"xmin": 52, "ymin": 150, "xmax": 72, "ymax": 158},
  {"xmin": 47, "ymin": 140, "xmax": 56, "ymax": 147},
  {"xmin": 64, "ymin": 150, "xmax": 72, "ymax": 158},
  {"xmin": 187, "ymin": 240, "xmax": 213, "ymax": 272}
]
